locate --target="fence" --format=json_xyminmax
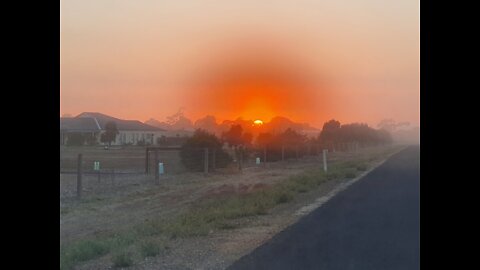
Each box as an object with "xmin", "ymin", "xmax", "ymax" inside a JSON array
[{"xmin": 60, "ymin": 144, "xmax": 345, "ymax": 200}]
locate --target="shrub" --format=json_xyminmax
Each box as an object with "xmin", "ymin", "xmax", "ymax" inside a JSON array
[
  {"xmin": 180, "ymin": 129, "xmax": 232, "ymax": 171},
  {"xmin": 275, "ymin": 191, "xmax": 294, "ymax": 204}
]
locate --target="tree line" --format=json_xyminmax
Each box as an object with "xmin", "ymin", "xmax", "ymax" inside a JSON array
[{"xmin": 180, "ymin": 119, "xmax": 393, "ymax": 171}]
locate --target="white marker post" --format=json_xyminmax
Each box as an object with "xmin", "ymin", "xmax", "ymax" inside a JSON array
[
  {"xmin": 256, "ymin": 157, "xmax": 260, "ymax": 166},
  {"xmin": 158, "ymin": 162, "xmax": 164, "ymax": 175},
  {"xmin": 94, "ymin": 161, "xmax": 100, "ymax": 182},
  {"xmin": 323, "ymin": 149, "xmax": 328, "ymax": 172}
]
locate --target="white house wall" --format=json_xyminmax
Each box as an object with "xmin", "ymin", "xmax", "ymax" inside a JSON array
[{"xmin": 109, "ymin": 131, "xmax": 167, "ymax": 145}]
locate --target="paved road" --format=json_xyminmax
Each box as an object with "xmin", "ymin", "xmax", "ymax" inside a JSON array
[{"xmin": 228, "ymin": 146, "xmax": 420, "ymax": 270}]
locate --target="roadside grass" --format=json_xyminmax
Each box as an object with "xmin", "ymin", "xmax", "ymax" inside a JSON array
[
  {"xmin": 112, "ymin": 251, "xmax": 134, "ymax": 268},
  {"xmin": 60, "ymin": 147, "xmax": 397, "ymax": 270},
  {"xmin": 60, "ymin": 239, "xmax": 110, "ymax": 270}
]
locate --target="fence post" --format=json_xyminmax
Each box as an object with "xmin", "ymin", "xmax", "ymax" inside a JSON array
[
  {"xmin": 94, "ymin": 161, "xmax": 100, "ymax": 183},
  {"xmin": 145, "ymin": 148, "xmax": 149, "ymax": 174},
  {"xmin": 77, "ymin": 154, "xmax": 82, "ymax": 198},
  {"xmin": 204, "ymin": 148, "xmax": 209, "ymax": 175},
  {"xmin": 323, "ymin": 149, "xmax": 328, "ymax": 172},
  {"xmin": 155, "ymin": 150, "xmax": 159, "ymax": 184}
]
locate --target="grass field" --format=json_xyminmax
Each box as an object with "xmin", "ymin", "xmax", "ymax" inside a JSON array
[
  {"xmin": 60, "ymin": 144, "xmax": 404, "ymax": 270},
  {"xmin": 60, "ymin": 145, "xmax": 186, "ymax": 173}
]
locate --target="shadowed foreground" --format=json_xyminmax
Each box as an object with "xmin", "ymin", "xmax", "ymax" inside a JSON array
[{"xmin": 228, "ymin": 145, "xmax": 420, "ymax": 270}]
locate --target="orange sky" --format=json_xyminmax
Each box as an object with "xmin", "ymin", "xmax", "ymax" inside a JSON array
[{"xmin": 60, "ymin": 0, "xmax": 419, "ymax": 128}]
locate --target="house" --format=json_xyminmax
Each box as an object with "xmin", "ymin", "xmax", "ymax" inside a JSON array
[
  {"xmin": 60, "ymin": 112, "xmax": 167, "ymax": 145},
  {"xmin": 60, "ymin": 117, "xmax": 102, "ymax": 145}
]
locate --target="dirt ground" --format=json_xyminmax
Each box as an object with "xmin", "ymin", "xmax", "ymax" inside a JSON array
[{"xmin": 60, "ymin": 145, "xmax": 404, "ymax": 269}]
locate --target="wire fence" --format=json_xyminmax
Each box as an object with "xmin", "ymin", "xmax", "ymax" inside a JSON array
[{"xmin": 60, "ymin": 144, "xmax": 352, "ymax": 200}]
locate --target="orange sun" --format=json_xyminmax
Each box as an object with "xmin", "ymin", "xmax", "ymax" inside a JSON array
[{"xmin": 253, "ymin": 119, "xmax": 264, "ymax": 126}]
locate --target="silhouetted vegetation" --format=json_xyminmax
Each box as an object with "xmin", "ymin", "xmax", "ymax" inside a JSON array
[
  {"xmin": 317, "ymin": 120, "xmax": 392, "ymax": 151},
  {"xmin": 253, "ymin": 128, "xmax": 309, "ymax": 161},
  {"xmin": 100, "ymin": 121, "xmax": 119, "ymax": 146},
  {"xmin": 180, "ymin": 129, "xmax": 232, "ymax": 171}
]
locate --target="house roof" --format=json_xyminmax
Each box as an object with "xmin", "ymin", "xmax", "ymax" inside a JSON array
[
  {"xmin": 75, "ymin": 112, "xmax": 165, "ymax": 131},
  {"xmin": 60, "ymin": 117, "xmax": 101, "ymax": 132}
]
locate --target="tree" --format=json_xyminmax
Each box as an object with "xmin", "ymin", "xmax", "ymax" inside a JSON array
[
  {"xmin": 279, "ymin": 128, "xmax": 306, "ymax": 146},
  {"xmin": 319, "ymin": 119, "xmax": 341, "ymax": 151},
  {"xmin": 180, "ymin": 129, "xmax": 232, "ymax": 171},
  {"xmin": 256, "ymin": 132, "xmax": 274, "ymax": 148},
  {"xmin": 278, "ymin": 128, "xmax": 307, "ymax": 158},
  {"xmin": 222, "ymin": 124, "xmax": 250, "ymax": 161},
  {"xmin": 194, "ymin": 115, "xmax": 219, "ymax": 134},
  {"xmin": 222, "ymin": 124, "xmax": 244, "ymax": 148},
  {"xmin": 101, "ymin": 121, "xmax": 119, "ymax": 146},
  {"xmin": 242, "ymin": 132, "xmax": 253, "ymax": 146}
]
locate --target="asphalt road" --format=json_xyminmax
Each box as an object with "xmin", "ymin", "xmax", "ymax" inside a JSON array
[{"xmin": 227, "ymin": 145, "xmax": 420, "ymax": 270}]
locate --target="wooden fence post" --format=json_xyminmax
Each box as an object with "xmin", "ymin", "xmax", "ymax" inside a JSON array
[
  {"xmin": 77, "ymin": 154, "xmax": 82, "ymax": 198},
  {"xmin": 323, "ymin": 149, "xmax": 328, "ymax": 172}
]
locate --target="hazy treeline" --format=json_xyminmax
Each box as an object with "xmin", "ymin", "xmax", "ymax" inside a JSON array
[{"xmin": 180, "ymin": 119, "xmax": 392, "ymax": 170}]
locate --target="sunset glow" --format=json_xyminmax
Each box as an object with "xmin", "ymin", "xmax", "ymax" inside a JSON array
[{"xmin": 60, "ymin": 0, "xmax": 419, "ymax": 128}]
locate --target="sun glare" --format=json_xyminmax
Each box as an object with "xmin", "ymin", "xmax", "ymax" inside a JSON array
[{"xmin": 253, "ymin": 119, "xmax": 264, "ymax": 126}]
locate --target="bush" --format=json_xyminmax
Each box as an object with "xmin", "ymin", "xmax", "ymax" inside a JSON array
[
  {"xmin": 274, "ymin": 191, "xmax": 294, "ymax": 204},
  {"xmin": 180, "ymin": 129, "xmax": 232, "ymax": 171}
]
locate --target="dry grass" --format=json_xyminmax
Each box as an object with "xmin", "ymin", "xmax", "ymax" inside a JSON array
[{"xmin": 60, "ymin": 145, "xmax": 403, "ymax": 269}]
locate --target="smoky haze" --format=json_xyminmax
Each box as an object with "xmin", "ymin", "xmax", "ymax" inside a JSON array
[{"xmin": 60, "ymin": 0, "xmax": 419, "ymax": 129}]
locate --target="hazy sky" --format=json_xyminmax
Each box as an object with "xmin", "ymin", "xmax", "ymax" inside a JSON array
[{"xmin": 60, "ymin": 0, "xmax": 419, "ymax": 128}]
